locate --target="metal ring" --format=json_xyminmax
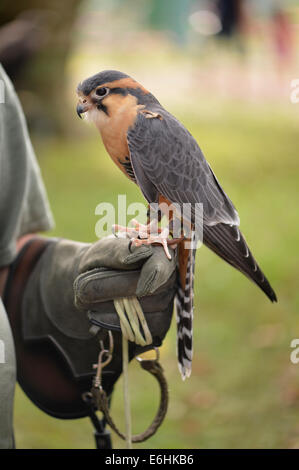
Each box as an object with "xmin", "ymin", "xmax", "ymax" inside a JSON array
[
  {"xmin": 98, "ymin": 349, "xmax": 112, "ymax": 369},
  {"xmin": 99, "ymin": 330, "xmax": 114, "ymax": 356}
]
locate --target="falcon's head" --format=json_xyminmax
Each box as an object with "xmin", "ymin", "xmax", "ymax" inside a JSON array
[{"xmin": 76, "ymin": 70, "xmax": 159, "ymax": 126}]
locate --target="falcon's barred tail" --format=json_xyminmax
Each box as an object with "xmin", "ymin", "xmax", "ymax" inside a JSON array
[
  {"xmin": 176, "ymin": 236, "xmax": 197, "ymax": 380},
  {"xmin": 203, "ymin": 223, "xmax": 277, "ymax": 302}
]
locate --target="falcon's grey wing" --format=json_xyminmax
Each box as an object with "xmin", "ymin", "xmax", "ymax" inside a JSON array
[
  {"xmin": 127, "ymin": 107, "xmax": 240, "ymax": 227},
  {"xmin": 127, "ymin": 107, "xmax": 277, "ymax": 303}
]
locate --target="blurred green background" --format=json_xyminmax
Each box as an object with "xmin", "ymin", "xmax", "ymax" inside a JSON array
[{"xmin": 1, "ymin": 0, "xmax": 299, "ymax": 449}]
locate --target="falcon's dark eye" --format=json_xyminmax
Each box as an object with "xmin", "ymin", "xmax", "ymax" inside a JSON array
[{"xmin": 96, "ymin": 87, "xmax": 109, "ymax": 97}]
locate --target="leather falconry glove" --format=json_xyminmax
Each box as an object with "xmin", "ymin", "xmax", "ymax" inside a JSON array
[{"xmin": 20, "ymin": 235, "xmax": 177, "ymax": 397}]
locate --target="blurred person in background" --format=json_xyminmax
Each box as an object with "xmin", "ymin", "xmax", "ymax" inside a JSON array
[{"xmin": 217, "ymin": 0, "xmax": 247, "ymax": 38}]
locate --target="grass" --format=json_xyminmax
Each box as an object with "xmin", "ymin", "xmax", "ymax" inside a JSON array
[{"xmin": 13, "ymin": 102, "xmax": 299, "ymax": 449}]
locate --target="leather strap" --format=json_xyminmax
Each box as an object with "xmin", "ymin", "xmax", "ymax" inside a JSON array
[
  {"xmin": 3, "ymin": 236, "xmax": 51, "ymax": 311},
  {"xmin": 0, "ymin": 234, "xmax": 42, "ymax": 299},
  {"xmin": 0, "ymin": 266, "xmax": 9, "ymax": 298},
  {"xmin": 90, "ymin": 358, "xmax": 169, "ymax": 443}
]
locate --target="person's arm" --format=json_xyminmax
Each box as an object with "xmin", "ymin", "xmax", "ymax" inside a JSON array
[{"xmin": 0, "ymin": 64, "xmax": 54, "ymax": 269}]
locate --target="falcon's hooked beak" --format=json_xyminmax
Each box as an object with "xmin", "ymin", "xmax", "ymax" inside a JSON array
[{"xmin": 76, "ymin": 102, "xmax": 89, "ymax": 119}]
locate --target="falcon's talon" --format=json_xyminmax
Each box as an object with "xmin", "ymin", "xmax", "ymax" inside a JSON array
[
  {"xmin": 130, "ymin": 218, "xmax": 161, "ymax": 237},
  {"xmin": 131, "ymin": 231, "xmax": 174, "ymax": 260},
  {"xmin": 115, "ymin": 218, "xmax": 174, "ymax": 257},
  {"xmin": 114, "ymin": 218, "xmax": 162, "ymax": 241}
]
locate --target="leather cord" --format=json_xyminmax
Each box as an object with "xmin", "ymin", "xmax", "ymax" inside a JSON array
[{"xmin": 91, "ymin": 357, "xmax": 168, "ymax": 443}]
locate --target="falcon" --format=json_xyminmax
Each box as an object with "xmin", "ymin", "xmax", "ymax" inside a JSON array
[{"xmin": 76, "ymin": 70, "xmax": 277, "ymax": 379}]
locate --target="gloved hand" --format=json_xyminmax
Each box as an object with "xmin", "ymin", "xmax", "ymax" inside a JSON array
[
  {"xmin": 22, "ymin": 235, "xmax": 177, "ymax": 395},
  {"xmin": 74, "ymin": 236, "xmax": 177, "ymax": 344},
  {"xmin": 76, "ymin": 235, "xmax": 176, "ymax": 299}
]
